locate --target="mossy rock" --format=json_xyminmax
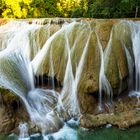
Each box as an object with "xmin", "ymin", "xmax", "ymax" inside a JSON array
[
  {"xmin": 91, "ymin": 19, "xmax": 118, "ymax": 49},
  {"xmin": 104, "ymin": 21, "xmax": 133, "ymax": 94},
  {"xmin": 0, "ymin": 88, "xmax": 18, "ymax": 106},
  {"xmin": 32, "ymin": 20, "xmax": 133, "ymax": 113}
]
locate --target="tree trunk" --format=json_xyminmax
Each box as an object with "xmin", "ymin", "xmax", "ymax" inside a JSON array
[{"xmin": 135, "ymin": 6, "xmax": 139, "ymax": 18}]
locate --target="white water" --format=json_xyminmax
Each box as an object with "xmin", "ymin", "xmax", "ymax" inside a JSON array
[
  {"xmin": 131, "ymin": 22, "xmax": 140, "ymax": 91},
  {"xmin": 60, "ymin": 22, "xmax": 92, "ymax": 117},
  {"xmin": 1, "ymin": 20, "xmax": 139, "ymax": 138},
  {"xmin": 32, "ymin": 21, "xmax": 93, "ymax": 117},
  {"xmin": 97, "ymin": 32, "xmax": 113, "ymax": 112},
  {"xmin": 0, "ymin": 20, "xmax": 52, "ymax": 59},
  {"xmin": 0, "ymin": 21, "xmax": 95, "ymax": 135},
  {"xmin": 0, "ymin": 21, "xmax": 64, "ymax": 134},
  {"xmin": 124, "ymin": 46, "xmax": 134, "ymax": 91},
  {"xmin": 127, "ymin": 21, "xmax": 140, "ymax": 103},
  {"xmin": 0, "ymin": 49, "xmax": 34, "ymax": 97},
  {"xmin": 19, "ymin": 122, "xmax": 29, "ymax": 139},
  {"xmin": 0, "ymin": 49, "xmax": 62, "ymax": 134}
]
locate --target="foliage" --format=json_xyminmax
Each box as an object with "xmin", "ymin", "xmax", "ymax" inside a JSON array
[
  {"xmin": 0, "ymin": 0, "xmax": 139, "ymax": 18},
  {"xmin": 1, "ymin": 0, "xmax": 32, "ymax": 18},
  {"xmin": 86, "ymin": 0, "xmax": 139, "ymax": 18},
  {"xmin": 55, "ymin": 0, "xmax": 88, "ymax": 17},
  {"xmin": 0, "ymin": 0, "xmax": 61, "ymax": 18}
]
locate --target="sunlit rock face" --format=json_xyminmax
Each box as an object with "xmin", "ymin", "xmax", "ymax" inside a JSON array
[
  {"xmin": 0, "ymin": 20, "xmax": 61, "ymax": 60},
  {"xmin": 31, "ymin": 19, "xmax": 133, "ymax": 113},
  {"xmin": 0, "ymin": 89, "xmax": 29, "ymax": 134},
  {"xmin": 104, "ymin": 21, "xmax": 133, "ymax": 95},
  {"xmin": 0, "ymin": 18, "xmax": 139, "ymax": 133}
]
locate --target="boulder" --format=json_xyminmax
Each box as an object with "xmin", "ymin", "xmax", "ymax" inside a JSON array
[{"xmin": 0, "ymin": 88, "xmax": 29, "ymax": 134}]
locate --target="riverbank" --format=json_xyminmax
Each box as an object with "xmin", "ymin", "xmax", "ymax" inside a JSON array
[{"xmin": 1, "ymin": 123, "xmax": 140, "ymax": 140}]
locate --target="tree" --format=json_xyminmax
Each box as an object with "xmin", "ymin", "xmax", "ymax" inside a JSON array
[
  {"xmin": 0, "ymin": 0, "xmax": 60, "ymax": 18},
  {"xmin": 0, "ymin": 0, "xmax": 139, "ymax": 18}
]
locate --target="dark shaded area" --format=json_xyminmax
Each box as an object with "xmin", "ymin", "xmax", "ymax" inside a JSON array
[
  {"xmin": 35, "ymin": 75, "xmax": 62, "ymax": 90},
  {"xmin": 11, "ymin": 100, "xmax": 19, "ymax": 111},
  {"xmin": 85, "ymin": 0, "xmax": 140, "ymax": 18}
]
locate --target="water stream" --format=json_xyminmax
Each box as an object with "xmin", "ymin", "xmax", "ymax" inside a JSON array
[{"xmin": 0, "ymin": 20, "xmax": 140, "ymax": 139}]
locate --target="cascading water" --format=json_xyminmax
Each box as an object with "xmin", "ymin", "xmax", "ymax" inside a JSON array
[
  {"xmin": 1, "ymin": 19, "xmax": 140, "ymax": 139},
  {"xmin": 96, "ymin": 32, "xmax": 113, "ymax": 112},
  {"xmin": 60, "ymin": 22, "xmax": 92, "ymax": 117},
  {"xmin": 0, "ymin": 49, "xmax": 62, "ymax": 134},
  {"xmin": 128, "ymin": 21, "xmax": 140, "ymax": 100},
  {"xmin": 131, "ymin": 22, "xmax": 140, "ymax": 91},
  {"xmin": 32, "ymin": 21, "xmax": 94, "ymax": 117},
  {"xmin": 0, "ymin": 20, "xmax": 115, "ymax": 135},
  {"xmin": 0, "ymin": 20, "xmax": 64, "ymax": 134},
  {"xmin": 0, "ymin": 21, "xmax": 97, "ymax": 136},
  {"xmin": 19, "ymin": 122, "xmax": 29, "ymax": 139},
  {"xmin": 104, "ymin": 20, "xmax": 140, "ymax": 104}
]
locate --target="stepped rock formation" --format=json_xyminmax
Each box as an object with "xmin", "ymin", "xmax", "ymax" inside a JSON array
[{"xmin": 0, "ymin": 18, "xmax": 140, "ymax": 134}]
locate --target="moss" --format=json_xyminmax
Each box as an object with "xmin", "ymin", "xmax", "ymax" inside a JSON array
[
  {"xmin": 0, "ymin": 88, "xmax": 18, "ymax": 105},
  {"xmin": 104, "ymin": 21, "xmax": 133, "ymax": 95},
  {"xmin": 93, "ymin": 19, "xmax": 117, "ymax": 49}
]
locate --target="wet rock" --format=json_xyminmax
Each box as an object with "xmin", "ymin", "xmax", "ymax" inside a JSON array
[
  {"xmin": 32, "ymin": 19, "xmax": 135, "ymax": 114},
  {"xmin": 32, "ymin": 20, "xmax": 133, "ymax": 98},
  {"xmin": 105, "ymin": 21, "xmax": 133, "ymax": 95},
  {"xmin": 80, "ymin": 95, "xmax": 140, "ymax": 129},
  {"xmin": 0, "ymin": 89, "xmax": 29, "ymax": 134},
  {"xmin": 0, "ymin": 19, "xmax": 139, "ymax": 134},
  {"xmin": 92, "ymin": 19, "xmax": 117, "ymax": 49}
]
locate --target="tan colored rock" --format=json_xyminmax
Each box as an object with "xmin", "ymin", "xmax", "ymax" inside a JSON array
[
  {"xmin": 80, "ymin": 95, "xmax": 140, "ymax": 129},
  {"xmin": 0, "ymin": 89, "xmax": 29, "ymax": 134},
  {"xmin": 104, "ymin": 21, "xmax": 133, "ymax": 94},
  {"xmin": 32, "ymin": 20, "xmax": 135, "ymax": 113},
  {"xmin": 80, "ymin": 109, "xmax": 140, "ymax": 129},
  {"xmin": 0, "ymin": 19, "xmax": 139, "ymax": 132},
  {"xmin": 93, "ymin": 19, "xmax": 118, "ymax": 49}
]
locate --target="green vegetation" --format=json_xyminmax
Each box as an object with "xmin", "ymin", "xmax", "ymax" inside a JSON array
[{"xmin": 0, "ymin": 0, "xmax": 139, "ymax": 18}]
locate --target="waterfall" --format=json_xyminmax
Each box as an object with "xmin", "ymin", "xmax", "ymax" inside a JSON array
[
  {"xmin": 0, "ymin": 49, "xmax": 34, "ymax": 97},
  {"xmin": 0, "ymin": 21, "xmax": 63, "ymax": 134},
  {"xmin": 131, "ymin": 22, "xmax": 140, "ymax": 91},
  {"xmin": 0, "ymin": 49, "xmax": 62, "ymax": 133},
  {"xmin": 0, "ymin": 21, "xmax": 92, "ymax": 134},
  {"xmin": 97, "ymin": 32, "xmax": 113, "ymax": 112},
  {"xmin": 1, "ymin": 19, "xmax": 140, "ymax": 137},
  {"xmin": 128, "ymin": 21, "xmax": 140, "ymax": 100},
  {"xmin": 32, "ymin": 21, "xmax": 93, "ymax": 117},
  {"xmin": 19, "ymin": 122, "xmax": 29, "ymax": 139},
  {"xmin": 0, "ymin": 20, "xmax": 114, "ymax": 134},
  {"xmin": 60, "ymin": 22, "xmax": 93, "ymax": 117}
]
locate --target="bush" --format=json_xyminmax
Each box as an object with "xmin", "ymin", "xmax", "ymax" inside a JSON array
[{"xmin": 0, "ymin": 0, "xmax": 139, "ymax": 18}]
